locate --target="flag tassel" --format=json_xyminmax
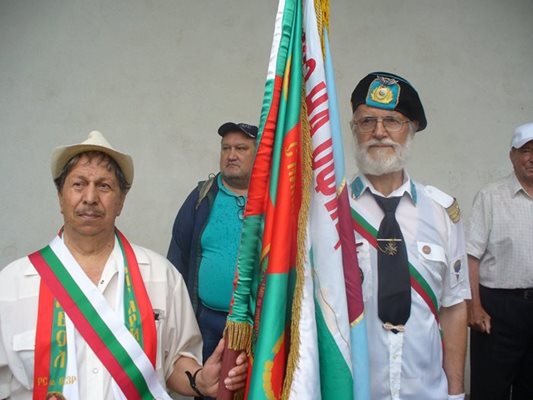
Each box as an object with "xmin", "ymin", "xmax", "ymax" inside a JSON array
[{"xmin": 225, "ymin": 321, "xmax": 253, "ymax": 353}]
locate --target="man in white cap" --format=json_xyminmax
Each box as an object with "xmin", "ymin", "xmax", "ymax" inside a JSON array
[
  {"xmin": 349, "ymin": 72, "xmax": 470, "ymax": 400},
  {"xmin": 0, "ymin": 131, "xmax": 247, "ymax": 399},
  {"xmin": 466, "ymin": 122, "xmax": 533, "ymax": 400}
]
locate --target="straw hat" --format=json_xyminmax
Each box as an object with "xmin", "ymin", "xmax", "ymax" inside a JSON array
[{"xmin": 51, "ymin": 130, "xmax": 134, "ymax": 185}]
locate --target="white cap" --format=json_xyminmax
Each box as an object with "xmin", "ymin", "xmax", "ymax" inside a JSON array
[{"xmin": 511, "ymin": 122, "xmax": 533, "ymax": 149}]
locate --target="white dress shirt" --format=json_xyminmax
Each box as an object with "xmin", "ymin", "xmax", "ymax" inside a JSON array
[{"xmin": 350, "ymin": 174, "xmax": 470, "ymax": 400}]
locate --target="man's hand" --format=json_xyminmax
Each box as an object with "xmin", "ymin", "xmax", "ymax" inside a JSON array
[
  {"xmin": 466, "ymin": 255, "xmax": 491, "ymax": 334},
  {"xmin": 197, "ymin": 339, "xmax": 248, "ymax": 397},
  {"xmin": 467, "ymin": 300, "xmax": 491, "ymax": 333},
  {"xmin": 167, "ymin": 339, "xmax": 248, "ymax": 397}
]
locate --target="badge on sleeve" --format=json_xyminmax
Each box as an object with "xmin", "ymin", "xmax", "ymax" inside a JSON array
[{"xmin": 453, "ymin": 260, "xmax": 462, "ymax": 282}]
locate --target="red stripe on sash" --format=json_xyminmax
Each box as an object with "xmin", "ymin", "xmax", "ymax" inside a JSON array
[
  {"xmin": 29, "ymin": 251, "xmax": 142, "ymax": 399},
  {"xmin": 33, "ymin": 279, "xmax": 55, "ymax": 399},
  {"xmin": 352, "ymin": 218, "xmax": 377, "ymax": 248},
  {"xmin": 410, "ymin": 275, "xmax": 439, "ymax": 324}
]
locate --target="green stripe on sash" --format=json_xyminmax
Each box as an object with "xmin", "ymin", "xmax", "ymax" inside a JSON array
[
  {"xmin": 40, "ymin": 245, "xmax": 152, "ymax": 398},
  {"xmin": 49, "ymin": 301, "xmax": 67, "ymax": 392},
  {"xmin": 118, "ymin": 238, "xmax": 145, "ymax": 347}
]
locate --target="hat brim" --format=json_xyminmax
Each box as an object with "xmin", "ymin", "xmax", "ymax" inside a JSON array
[
  {"xmin": 51, "ymin": 143, "xmax": 134, "ymax": 186},
  {"xmin": 217, "ymin": 122, "xmax": 257, "ymax": 138},
  {"xmin": 512, "ymin": 138, "xmax": 533, "ymax": 149}
]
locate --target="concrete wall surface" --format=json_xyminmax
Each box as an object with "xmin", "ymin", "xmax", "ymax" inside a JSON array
[
  {"xmin": 2, "ymin": 0, "xmax": 533, "ymax": 395},
  {"xmin": 3, "ymin": 0, "xmax": 531, "ymax": 265}
]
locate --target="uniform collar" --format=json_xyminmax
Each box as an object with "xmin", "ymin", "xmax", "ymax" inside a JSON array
[{"xmin": 350, "ymin": 173, "xmax": 418, "ymax": 205}]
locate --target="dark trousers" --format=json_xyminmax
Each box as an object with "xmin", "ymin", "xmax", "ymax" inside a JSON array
[
  {"xmin": 197, "ymin": 303, "xmax": 228, "ymax": 400},
  {"xmin": 470, "ymin": 285, "xmax": 533, "ymax": 400}
]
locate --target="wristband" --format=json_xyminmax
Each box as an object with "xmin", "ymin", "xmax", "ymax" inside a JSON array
[
  {"xmin": 448, "ymin": 394, "xmax": 465, "ymax": 400},
  {"xmin": 185, "ymin": 367, "xmax": 205, "ymax": 397}
]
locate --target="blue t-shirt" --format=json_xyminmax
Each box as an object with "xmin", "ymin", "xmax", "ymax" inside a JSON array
[{"xmin": 198, "ymin": 175, "xmax": 245, "ymax": 311}]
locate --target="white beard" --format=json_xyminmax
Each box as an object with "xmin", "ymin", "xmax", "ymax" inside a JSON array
[{"xmin": 354, "ymin": 134, "xmax": 413, "ymax": 176}]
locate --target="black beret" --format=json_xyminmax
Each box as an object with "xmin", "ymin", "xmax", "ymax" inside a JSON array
[{"xmin": 350, "ymin": 72, "xmax": 427, "ymax": 132}]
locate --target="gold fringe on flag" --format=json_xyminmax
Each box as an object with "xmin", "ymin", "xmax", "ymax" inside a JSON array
[
  {"xmin": 314, "ymin": 0, "xmax": 330, "ymax": 55},
  {"xmin": 224, "ymin": 321, "xmax": 253, "ymax": 355},
  {"xmin": 281, "ymin": 77, "xmax": 314, "ymax": 399}
]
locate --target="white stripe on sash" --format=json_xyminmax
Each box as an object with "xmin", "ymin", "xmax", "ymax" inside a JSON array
[{"xmin": 49, "ymin": 235, "xmax": 171, "ymax": 399}]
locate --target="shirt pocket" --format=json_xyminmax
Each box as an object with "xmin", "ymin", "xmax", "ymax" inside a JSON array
[
  {"xmin": 416, "ymin": 241, "xmax": 447, "ymax": 284},
  {"xmin": 12, "ymin": 329, "xmax": 36, "ymax": 389}
]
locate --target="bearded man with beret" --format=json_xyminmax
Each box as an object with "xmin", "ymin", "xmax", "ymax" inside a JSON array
[{"xmin": 348, "ymin": 72, "xmax": 471, "ymax": 400}]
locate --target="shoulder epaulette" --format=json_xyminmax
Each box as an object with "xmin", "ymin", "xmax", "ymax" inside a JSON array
[{"xmin": 424, "ymin": 185, "xmax": 461, "ymax": 223}]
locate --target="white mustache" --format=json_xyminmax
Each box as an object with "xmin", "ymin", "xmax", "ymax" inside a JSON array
[{"xmin": 361, "ymin": 138, "xmax": 401, "ymax": 150}]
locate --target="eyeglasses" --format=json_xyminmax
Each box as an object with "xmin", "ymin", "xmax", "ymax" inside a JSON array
[
  {"xmin": 354, "ymin": 116, "xmax": 411, "ymax": 133},
  {"xmin": 236, "ymin": 196, "xmax": 245, "ymax": 220}
]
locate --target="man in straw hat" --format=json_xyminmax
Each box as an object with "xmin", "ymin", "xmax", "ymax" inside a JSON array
[
  {"xmin": 0, "ymin": 131, "xmax": 247, "ymax": 399},
  {"xmin": 348, "ymin": 72, "xmax": 470, "ymax": 399}
]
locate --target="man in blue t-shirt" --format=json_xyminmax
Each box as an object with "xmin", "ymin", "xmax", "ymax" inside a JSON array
[{"xmin": 167, "ymin": 122, "xmax": 257, "ymax": 373}]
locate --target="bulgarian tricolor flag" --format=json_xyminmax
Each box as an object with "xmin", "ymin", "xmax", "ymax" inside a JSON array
[
  {"xmin": 218, "ymin": 1, "xmax": 370, "ymax": 399},
  {"xmin": 285, "ymin": 0, "xmax": 371, "ymax": 398}
]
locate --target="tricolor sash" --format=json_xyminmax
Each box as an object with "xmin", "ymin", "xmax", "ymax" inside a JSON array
[
  {"xmin": 30, "ymin": 230, "xmax": 170, "ymax": 400},
  {"xmin": 350, "ymin": 207, "xmax": 440, "ymax": 324}
]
